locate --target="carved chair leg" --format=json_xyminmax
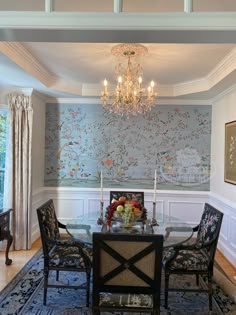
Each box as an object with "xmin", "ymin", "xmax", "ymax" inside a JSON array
[
  {"xmin": 86, "ymin": 270, "xmax": 91, "ymax": 307},
  {"xmin": 56, "ymin": 270, "xmax": 59, "ymax": 281},
  {"xmin": 164, "ymin": 272, "xmax": 170, "ymax": 309},
  {"xmin": 43, "ymin": 269, "xmax": 49, "ymax": 305},
  {"xmin": 208, "ymin": 274, "xmax": 213, "ymax": 311}
]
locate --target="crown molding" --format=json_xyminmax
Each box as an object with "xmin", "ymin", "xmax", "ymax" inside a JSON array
[
  {"xmin": 170, "ymin": 47, "xmax": 236, "ymax": 97},
  {"xmin": 51, "ymin": 79, "xmax": 82, "ymax": 95},
  {"xmin": 46, "ymin": 97, "xmax": 101, "ymax": 104},
  {"xmin": 207, "ymin": 47, "xmax": 236, "ymax": 86},
  {"xmin": 45, "ymin": 96, "xmax": 211, "ymax": 106},
  {"xmin": 1, "ymin": 40, "xmax": 236, "ymax": 100},
  {"xmin": 0, "ymin": 42, "xmax": 56, "ymax": 86},
  {"xmin": 211, "ymin": 82, "xmax": 236, "ymax": 104}
]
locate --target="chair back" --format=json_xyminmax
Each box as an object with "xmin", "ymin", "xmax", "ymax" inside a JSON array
[
  {"xmin": 196, "ymin": 203, "xmax": 224, "ymax": 264},
  {"xmin": 110, "ymin": 191, "xmax": 144, "ymax": 205},
  {"xmin": 37, "ymin": 199, "xmax": 60, "ymax": 255},
  {"xmin": 92, "ymin": 232, "xmax": 163, "ymax": 313}
]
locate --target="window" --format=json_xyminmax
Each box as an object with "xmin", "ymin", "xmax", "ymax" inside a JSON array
[{"xmin": 0, "ymin": 110, "xmax": 7, "ymax": 208}]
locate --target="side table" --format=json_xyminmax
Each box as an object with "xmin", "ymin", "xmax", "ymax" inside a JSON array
[{"xmin": 0, "ymin": 209, "xmax": 13, "ymax": 265}]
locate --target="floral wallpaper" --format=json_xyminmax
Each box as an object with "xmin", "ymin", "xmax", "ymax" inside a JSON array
[{"xmin": 44, "ymin": 103, "xmax": 211, "ymax": 190}]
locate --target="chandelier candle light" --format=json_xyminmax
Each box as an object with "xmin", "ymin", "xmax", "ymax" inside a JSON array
[{"xmin": 102, "ymin": 43, "xmax": 157, "ymax": 116}]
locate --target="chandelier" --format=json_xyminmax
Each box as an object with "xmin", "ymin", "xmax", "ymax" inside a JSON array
[{"xmin": 101, "ymin": 43, "xmax": 157, "ymax": 117}]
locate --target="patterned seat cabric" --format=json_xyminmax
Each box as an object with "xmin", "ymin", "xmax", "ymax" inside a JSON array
[{"xmin": 163, "ymin": 203, "xmax": 224, "ymax": 312}]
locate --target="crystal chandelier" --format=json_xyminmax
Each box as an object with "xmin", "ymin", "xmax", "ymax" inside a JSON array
[{"xmin": 101, "ymin": 43, "xmax": 157, "ymax": 117}]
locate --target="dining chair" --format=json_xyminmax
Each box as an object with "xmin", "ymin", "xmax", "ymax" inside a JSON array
[
  {"xmin": 92, "ymin": 232, "xmax": 163, "ymax": 315},
  {"xmin": 163, "ymin": 203, "xmax": 224, "ymax": 311},
  {"xmin": 110, "ymin": 191, "xmax": 144, "ymax": 205},
  {"xmin": 37, "ymin": 199, "xmax": 92, "ymax": 306}
]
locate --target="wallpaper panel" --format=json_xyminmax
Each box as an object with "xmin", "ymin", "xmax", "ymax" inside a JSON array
[{"xmin": 44, "ymin": 103, "xmax": 211, "ymax": 191}]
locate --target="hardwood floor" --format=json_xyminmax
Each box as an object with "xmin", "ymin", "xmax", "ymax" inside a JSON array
[
  {"xmin": 0, "ymin": 239, "xmax": 235, "ymax": 292},
  {"xmin": 0, "ymin": 238, "xmax": 41, "ymax": 291},
  {"xmin": 215, "ymin": 250, "xmax": 236, "ymax": 286}
]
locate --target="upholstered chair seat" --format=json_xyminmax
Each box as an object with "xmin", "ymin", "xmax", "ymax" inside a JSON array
[
  {"xmin": 49, "ymin": 245, "xmax": 89, "ymax": 268},
  {"xmin": 164, "ymin": 248, "xmax": 209, "ymax": 271},
  {"xmin": 99, "ymin": 292, "xmax": 153, "ymax": 308}
]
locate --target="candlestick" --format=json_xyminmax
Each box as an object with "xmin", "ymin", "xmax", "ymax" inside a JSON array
[
  {"xmin": 100, "ymin": 170, "xmax": 103, "ymax": 203},
  {"xmin": 151, "ymin": 202, "xmax": 158, "ymax": 226},
  {"xmin": 154, "ymin": 169, "xmax": 157, "ymax": 203},
  {"xmin": 97, "ymin": 201, "xmax": 104, "ymax": 226}
]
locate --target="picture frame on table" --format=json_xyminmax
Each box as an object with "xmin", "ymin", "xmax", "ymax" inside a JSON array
[{"xmin": 224, "ymin": 120, "xmax": 236, "ymax": 185}]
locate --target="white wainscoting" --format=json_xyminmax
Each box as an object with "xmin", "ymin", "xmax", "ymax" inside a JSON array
[
  {"xmin": 42, "ymin": 188, "xmax": 208, "ymax": 225},
  {"xmin": 31, "ymin": 187, "xmax": 236, "ymax": 267},
  {"xmin": 209, "ymin": 192, "xmax": 236, "ymax": 267},
  {"xmin": 31, "ymin": 188, "xmax": 46, "ymax": 243}
]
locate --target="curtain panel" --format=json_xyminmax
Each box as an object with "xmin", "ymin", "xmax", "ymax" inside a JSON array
[{"xmin": 6, "ymin": 94, "xmax": 33, "ymax": 250}]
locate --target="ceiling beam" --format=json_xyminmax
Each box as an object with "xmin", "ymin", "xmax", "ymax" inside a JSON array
[
  {"xmin": 1, "ymin": 11, "xmax": 236, "ymax": 43},
  {"xmin": 1, "ymin": 29, "xmax": 236, "ymax": 44},
  {"xmin": 184, "ymin": 0, "xmax": 193, "ymax": 13},
  {"xmin": 114, "ymin": 0, "xmax": 123, "ymax": 13}
]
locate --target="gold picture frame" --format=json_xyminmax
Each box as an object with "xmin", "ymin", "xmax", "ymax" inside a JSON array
[{"xmin": 225, "ymin": 120, "xmax": 236, "ymax": 185}]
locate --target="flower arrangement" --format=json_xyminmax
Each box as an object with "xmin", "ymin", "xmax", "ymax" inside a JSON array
[{"xmin": 106, "ymin": 196, "xmax": 147, "ymax": 226}]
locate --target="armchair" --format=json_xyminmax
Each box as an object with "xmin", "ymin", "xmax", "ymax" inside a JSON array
[
  {"xmin": 92, "ymin": 232, "xmax": 163, "ymax": 315},
  {"xmin": 163, "ymin": 203, "xmax": 224, "ymax": 311},
  {"xmin": 37, "ymin": 199, "xmax": 92, "ymax": 306}
]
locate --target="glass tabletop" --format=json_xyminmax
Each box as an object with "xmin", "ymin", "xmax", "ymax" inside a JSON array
[{"xmin": 66, "ymin": 215, "xmax": 193, "ymax": 248}]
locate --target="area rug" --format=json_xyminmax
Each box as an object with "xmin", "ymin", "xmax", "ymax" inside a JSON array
[{"xmin": 0, "ymin": 250, "xmax": 236, "ymax": 315}]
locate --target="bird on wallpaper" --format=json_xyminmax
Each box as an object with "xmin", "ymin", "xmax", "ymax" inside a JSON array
[{"xmin": 80, "ymin": 173, "xmax": 91, "ymax": 178}]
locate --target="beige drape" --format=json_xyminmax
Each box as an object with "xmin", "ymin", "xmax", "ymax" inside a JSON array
[{"xmin": 7, "ymin": 94, "xmax": 33, "ymax": 250}]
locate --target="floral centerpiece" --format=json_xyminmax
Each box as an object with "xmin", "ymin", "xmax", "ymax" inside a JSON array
[{"xmin": 106, "ymin": 196, "xmax": 147, "ymax": 226}]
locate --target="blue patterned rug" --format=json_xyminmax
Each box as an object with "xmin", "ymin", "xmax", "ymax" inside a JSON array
[{"xmin": 0, "ymin": 250, "xmax": 235, "ymax": 315}]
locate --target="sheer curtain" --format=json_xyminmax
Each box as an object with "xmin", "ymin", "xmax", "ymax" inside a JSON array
[{"xmin": 4, "ymin": 94, "xmax": 33, "ymax": 250}]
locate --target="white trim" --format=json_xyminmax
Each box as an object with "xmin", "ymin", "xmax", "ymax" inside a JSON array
[
  {"xmin": 45, "ymin": 97, "xmax": 212, "ymax": 105},
  {"xmin": 0, "ymin": 12, "xmax": 236, "ymax": 31},
  {"xmin": 211, "ymin": 82, "xmax": 236, "ymax": 103},
  {"xmin": 1, "ymin": 42, "xmax": 235, "ymax": 100},
  {"xmin": 0, "ymin": 43, "xmax": 56, "ymax": 87}
]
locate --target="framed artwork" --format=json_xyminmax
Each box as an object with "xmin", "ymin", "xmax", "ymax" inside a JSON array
[{"xmin": 225, "ymin": 120, "xmax": 236, "ymax": 185}]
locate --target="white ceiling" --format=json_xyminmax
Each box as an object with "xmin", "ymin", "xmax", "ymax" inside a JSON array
[{"xmin": 0, "ymin": 42, "xmax": 236, "ymax": 101}]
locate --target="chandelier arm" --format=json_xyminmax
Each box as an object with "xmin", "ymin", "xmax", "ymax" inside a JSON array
[{"xmin": 102, "ymin": 43, "xmax": 157, "ymax": 117}]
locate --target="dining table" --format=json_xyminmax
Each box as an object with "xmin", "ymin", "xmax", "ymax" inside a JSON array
[{"xmin": 66, "ymin": 214, "xmax": 194, "ymax": 248}]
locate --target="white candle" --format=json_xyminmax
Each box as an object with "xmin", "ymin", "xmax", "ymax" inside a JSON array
[
  {"xmin": 100, "ymin": 170, "xmax": 103, "ymax": 203},
  {"xmin": 154, "ymin": 169, "xmax": 157, "ymax": 203}
]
